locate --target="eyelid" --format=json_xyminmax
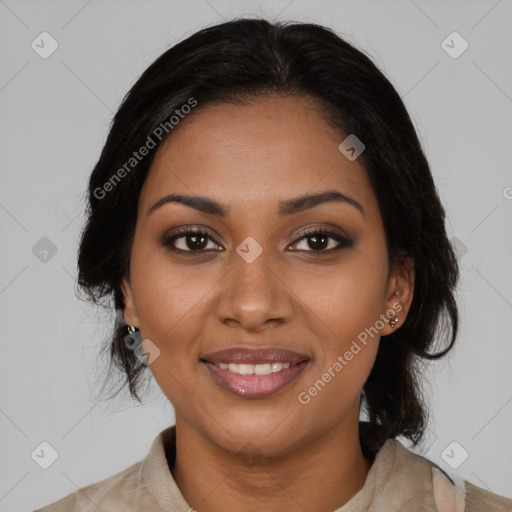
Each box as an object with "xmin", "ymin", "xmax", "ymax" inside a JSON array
[{"xmin": 293, "ymin": 225, "xmax": 347, "ymax": 240}]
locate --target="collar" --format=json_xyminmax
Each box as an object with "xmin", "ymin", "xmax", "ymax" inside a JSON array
[{"xmin": 140, "ymin": 425, "xmax": 190, "ymax": 510}]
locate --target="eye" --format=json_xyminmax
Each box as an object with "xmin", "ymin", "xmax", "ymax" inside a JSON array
[
  {"xmin": 289, "ymin": 228, "xmax": 352, "ymax": 254},
  {"xmin": 161, "ymin": 227, "xmax": 352, "ymax": 255},
  {"xmin": 161, "ymin": 227, "xmax": 223, "ymax": 253}
]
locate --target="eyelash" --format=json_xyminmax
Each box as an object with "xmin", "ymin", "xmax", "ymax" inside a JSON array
[{"xmin": 161, "ymin": 227, "xmax": 352, "ymax": 255}]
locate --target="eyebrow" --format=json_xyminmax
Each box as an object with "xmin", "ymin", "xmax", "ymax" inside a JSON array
[{"xmin": 147, "ymin": 190, "xmax": 364, "ymax": 218}]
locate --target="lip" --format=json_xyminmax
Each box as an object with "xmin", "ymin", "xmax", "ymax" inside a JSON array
[
  {"xmin": 202, "ymin": 360, "xmax": 309, "ymax": 398},
  {"xmin": 200, "ymin": 346, "xmax": 310, "ymax": 399},
  {"xmin": 201, "ymin": 346, "xmax": 310, "ymax": 365}
]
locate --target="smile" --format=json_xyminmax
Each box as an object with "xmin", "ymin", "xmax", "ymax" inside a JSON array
[
  {"xmin": 200, "ymin": 346, "xmax": 311, "ymax": 398},
  {"xmin": 201, "ymin": 359, "xmax": 309, "ymax": 398}
]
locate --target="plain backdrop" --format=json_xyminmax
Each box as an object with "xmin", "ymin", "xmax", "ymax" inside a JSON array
[{"xmin": 1, "ymin": 1, "xmax": 511, "ymax": 510}]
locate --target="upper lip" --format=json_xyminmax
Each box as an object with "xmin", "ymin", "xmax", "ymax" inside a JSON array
[{"xmin": 201, "ymin": 347, "xmax": 310, "ymax": 365}]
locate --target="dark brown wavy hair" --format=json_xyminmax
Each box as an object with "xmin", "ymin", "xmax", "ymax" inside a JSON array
[{"xmin": 77, "ymin": 18, "xmax": 459, "ymax": 461}]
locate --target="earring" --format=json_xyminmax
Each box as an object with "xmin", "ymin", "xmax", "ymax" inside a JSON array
[
  {"xmin": 124, "ymin": 325, "xmax": 141, "ymax": 349},
  {"xmin": 389, "ymin": 315, "xmax": 399, "ymax": 328}
]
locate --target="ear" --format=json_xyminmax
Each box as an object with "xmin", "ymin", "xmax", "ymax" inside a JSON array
[
  {"xmin": 120, "ymin": 275, "xmax": 140, "ymax": 327},
  {"xmin": 380, "ymin": 253, "xmax": 415, "ymax": 336}
]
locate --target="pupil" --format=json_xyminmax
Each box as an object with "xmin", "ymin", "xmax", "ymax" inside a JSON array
[
  {"xmin": 309, "ymin": 235, "xmax": 327, "ymax": 250},
  {"xmin": 188, "ymin": 234, "xmax": 207, "ymax": 250}
]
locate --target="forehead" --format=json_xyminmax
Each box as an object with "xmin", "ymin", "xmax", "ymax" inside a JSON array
[{"xmin": 139, "ymin": 96, "xmax": 377, "ymax": 218}]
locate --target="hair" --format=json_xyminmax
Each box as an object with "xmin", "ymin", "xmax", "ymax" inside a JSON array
[{"xmin": 77, "ymin": 17, "xmax": 459, "ymax": 461}]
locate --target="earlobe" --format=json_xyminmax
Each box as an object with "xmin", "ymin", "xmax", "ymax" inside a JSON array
[{"xmin": 120, "ymin": 276, "xmax": 140, "ymax": 327}]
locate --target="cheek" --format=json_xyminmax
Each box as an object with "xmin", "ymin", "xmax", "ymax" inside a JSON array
[
  {"xmin": 294, "ymin": 253, "xmax": 388, "ymax": 340},
  {"xmin": 129, "ymin": 250, "xmax": 212, "ymax": 407},
  {"xmin": 289, "ymin": 248, "xmax": 387, "ymax": 394},
  {"xmin": 294, "ymin": 271, "xmax": 384, "ymax": 421},
  {"xmin": 129, "ymin": 244, "xmax": 213, "ymax": 353}
]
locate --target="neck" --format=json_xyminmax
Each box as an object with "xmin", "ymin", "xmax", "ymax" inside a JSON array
[{"xmin": 170, "ymin": 417, "xmax": 372, "ymax": 512}]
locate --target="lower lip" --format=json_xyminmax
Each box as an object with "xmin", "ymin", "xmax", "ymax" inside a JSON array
[{"xmin": 202, "ymin": 361, "xmax": 309, "ymax": 398}]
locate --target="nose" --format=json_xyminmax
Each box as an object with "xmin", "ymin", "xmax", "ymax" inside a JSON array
[{"xmin": 214, "ymin": 245, "xmax": 294, "ymax": 332}]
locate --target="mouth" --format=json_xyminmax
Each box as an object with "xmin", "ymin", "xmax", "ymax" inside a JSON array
[{"xmin": 200, "ymin": 346, "xmax": 310, "ymax": 399}]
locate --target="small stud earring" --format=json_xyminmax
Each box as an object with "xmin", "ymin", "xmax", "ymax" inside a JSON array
[
  {"xmin": 124, "ymin": 325, "xmax": 141, "ymax": 349},
  {"xmin": 389, "ymin": 315, "xmax": 399, "ymax": 328}
]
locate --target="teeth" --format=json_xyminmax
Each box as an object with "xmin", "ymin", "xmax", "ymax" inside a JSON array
[{"xmin": 216, "ymin": 362, "xmax": 292, "ymax": 375}]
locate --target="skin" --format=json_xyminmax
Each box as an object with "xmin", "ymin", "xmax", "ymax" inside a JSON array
[{"xmin": 121, "ymin": 95, "xmax": 414, "ymax": 512}]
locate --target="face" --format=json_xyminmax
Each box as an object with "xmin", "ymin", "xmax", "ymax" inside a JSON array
[{"xmin": 121, "ymin": 95, "xmax": 414, "ymax": 457}]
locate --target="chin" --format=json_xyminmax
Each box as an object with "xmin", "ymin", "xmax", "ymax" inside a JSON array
[{"xmin": 203, "ymin": 412, "xmax": 303, "ymax": 458}]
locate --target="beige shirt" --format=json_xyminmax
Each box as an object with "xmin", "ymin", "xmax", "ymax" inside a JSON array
[{"xmin": 35, "ymin": 425, "xmax": 512, "ymax": 511}]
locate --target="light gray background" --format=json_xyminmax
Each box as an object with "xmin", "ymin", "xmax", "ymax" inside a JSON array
[{"xmin": 1, "ymin": 1, "xmax": 511, "ymax": 510}]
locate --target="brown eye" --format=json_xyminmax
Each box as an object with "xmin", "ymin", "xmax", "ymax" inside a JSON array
[
  {"xmin": 162, "ymin": 228, "xmax": 222, "ymax": 253},
  {"xmin": 290, "ymin": 229, "xmax": 353, "ymax": 253}
]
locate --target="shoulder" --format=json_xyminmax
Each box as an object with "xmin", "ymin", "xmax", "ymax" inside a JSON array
[
  {"xmin": 33, "ymin": 460, "xmax": 143, "ymax": 512},
  {"xmin": 427, "ymin": 453, "xmax": 511, "ymax": 512},
  {"xmin": 384, "ymin": 439, "xmax": 512, "ymax": 512},
  {"xmin": 460, "ymin": 479, "xmax": 512, "ymax": 512},
  {"xmin": 33, "ymin": 425, "xmax": 180, "ymax": 512}
]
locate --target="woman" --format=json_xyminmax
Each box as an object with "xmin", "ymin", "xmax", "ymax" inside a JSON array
[{"xmin": 35, "ymin": 18, "xmax": 512, "ymax": 512}]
